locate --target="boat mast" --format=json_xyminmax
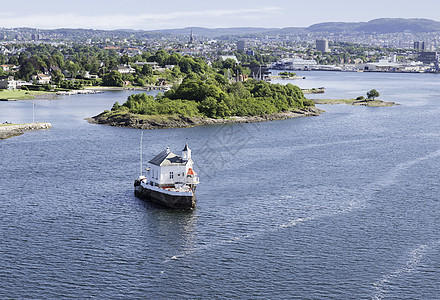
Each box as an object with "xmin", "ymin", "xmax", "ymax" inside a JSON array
[{"xmin": 140, "ymin": 131, "xmax": 143, "ymax": 177}]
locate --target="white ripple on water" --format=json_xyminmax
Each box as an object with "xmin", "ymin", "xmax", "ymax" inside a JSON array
[
  {"xmin": 375, "ymin": 149, "xmax": 440, "ymax": 189},
  {"xmin": 371, "ymin": 240, "xmax": 440, "ymax": 300},
  {"xmin": 163, "ymin": 216, "xmax": 318, "ymax": 263},
  {"xmin": 163, "ymin": 195, "xmax": 367, "ymax": 264},
  {"xmin": 291, "ymin": 137, "xmax": 385, "ymax": 151}
]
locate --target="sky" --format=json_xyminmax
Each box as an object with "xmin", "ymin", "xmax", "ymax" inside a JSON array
[{"xmin": 2, "ymin": 0, "xmax": 440, "ymax": 30}]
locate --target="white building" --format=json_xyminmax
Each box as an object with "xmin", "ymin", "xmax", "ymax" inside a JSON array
[
  {"xmin": 147, "ymin": 142, "xmax": 198, "ymax": 187},
  {"xmin": 0, "ymin": 76, "xmax": 32, "ymax": 90},
  {"xmin": 134, "ymin": 61, "xmax": 160, "ymax": 70},
  {"xmin": 83, "ymin": 71, "xmax": 99, "ymax": 79},
  {"xmin": 0, "ymin": 64, "xmax": 11, "ymax": 71},
  {"xmin": 220, "ymin": 55, "xmax": 239, "ymax": 64},
  {"xmin": 116, "ymin": 64, "xmax": 136, "ymax": 74},
  {"xmin": 360, "ymin": 59, "xmax": 401, "ymax": 72},
  {"xmin": 32, "ymin": 73, "xmax": 52, "ymax": 84},
  {"xmin": 273, "ymin": 58, "xmax": 318, "ymax": 70}
]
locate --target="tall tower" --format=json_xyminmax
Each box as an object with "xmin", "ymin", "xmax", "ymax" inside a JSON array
[
  {"xmin": 237, "ymin": 40, "xmax": 245, "ymax": 51},
  {"xmin": 316, "ymin": 39, "xmax": 329, "ymax": 53},
  {"xmin": 414, "ymin": 41, "xmax": 425, "ymax": 51}
]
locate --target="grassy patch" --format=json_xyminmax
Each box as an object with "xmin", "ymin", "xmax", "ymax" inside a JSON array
[
  {"xmin": 313, "ymin": 99, "xmax": 358, "ymax": 104},
  {"xmin": 0, "ymin": 90, "xmax": 51, "ymax": 100}
]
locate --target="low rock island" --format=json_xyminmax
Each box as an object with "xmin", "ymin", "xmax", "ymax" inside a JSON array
[
  {"xmin": 313, "ymin": 98, "xmax": 397, "ymax": 107},
  {"xmin": 0, "ymin": 123, "xmax": 52, "ymax": 140}
]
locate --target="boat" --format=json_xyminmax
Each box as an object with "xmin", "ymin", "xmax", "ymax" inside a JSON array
[{"xmin": 134, "ymin": 140, "xmax": 199, "ymax": 209}]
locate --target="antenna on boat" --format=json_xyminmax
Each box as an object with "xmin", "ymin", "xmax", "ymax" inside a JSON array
[{"xmin": 140, "ymin": 130, "xmax": 143, "ymax": 177}]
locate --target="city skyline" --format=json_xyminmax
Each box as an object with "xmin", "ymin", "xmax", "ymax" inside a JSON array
[{"xmin": 2, "ymin": 0, "xmax": 440, "ymax": 30}]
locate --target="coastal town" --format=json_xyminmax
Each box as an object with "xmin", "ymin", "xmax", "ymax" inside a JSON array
[{"xmin": 2, "ymin": 19, "xmax": 440, "ymax": 96}]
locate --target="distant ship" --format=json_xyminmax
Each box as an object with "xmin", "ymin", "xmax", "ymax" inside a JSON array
[{"xmin": 134, "ymin": 141, "xmax": 199, "ymax": 209}]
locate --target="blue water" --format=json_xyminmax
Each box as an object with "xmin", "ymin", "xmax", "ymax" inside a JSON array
[{"xmin": 1, "ymin": 72, "xmax": 439, "ymax": 299}]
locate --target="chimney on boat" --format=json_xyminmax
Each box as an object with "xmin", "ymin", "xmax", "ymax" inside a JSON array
[{"xmin": 182, "ymin": 140, "xmax": 191, "ymax": 161}]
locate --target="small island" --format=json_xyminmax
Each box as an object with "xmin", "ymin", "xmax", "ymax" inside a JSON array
[
  {"xmin": 313, "ymin": 98, "xmax": 397, "ymax": 107},
  {"xmin": 89, "ymin": 74, "xmax": 323, "ymax": 129},
  {"xmin": 312, "ymin": 89, "xmax": 397, "ymax": 107}
]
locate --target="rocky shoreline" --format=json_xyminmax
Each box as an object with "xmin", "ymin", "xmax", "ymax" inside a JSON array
[
  {"xmin": 0, "ymin": 123, "xmax": 52, "ymax": 140},
  {"xmin": 87, "ymin": 106, "xmax": 324, "ymax": 129}
]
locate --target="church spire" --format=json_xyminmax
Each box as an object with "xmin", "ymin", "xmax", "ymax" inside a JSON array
[{"xmin": 189, "ymin": 29, "xmax": 194, "ymax": 44}]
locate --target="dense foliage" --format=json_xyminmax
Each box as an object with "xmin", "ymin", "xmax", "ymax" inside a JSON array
[
  {"xmin": 111, "ymin": 74, "xmax": 313, "ymax": 118},
  {"xmin": 279, "ymin": 71, "xmax": 297, "ymax": 77},
  {"xmin": 367, "ymin": 89, "xmax": 380, "ymax": 100}
]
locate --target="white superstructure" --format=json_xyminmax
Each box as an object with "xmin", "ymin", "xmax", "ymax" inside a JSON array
[{"xmin": 145, "ymin": 142, "xmax": 199, "ymax": 188}]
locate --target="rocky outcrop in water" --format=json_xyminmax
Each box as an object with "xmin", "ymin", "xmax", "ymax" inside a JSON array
[{"xmin": 0, "ymin": 123, "xmax": 52, "ymax": 140}]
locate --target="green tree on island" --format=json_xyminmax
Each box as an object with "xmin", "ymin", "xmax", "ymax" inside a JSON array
[{"xmin": 367, "ymin": 89, "xmax": 380, "ymax": 100}]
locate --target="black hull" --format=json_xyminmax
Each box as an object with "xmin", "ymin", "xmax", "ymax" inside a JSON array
[{"xmin": 135, "ymin": 185, "xmax": 196, "ymax": 210}]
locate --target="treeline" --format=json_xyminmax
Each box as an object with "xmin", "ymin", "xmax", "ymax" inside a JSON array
[
  {"xmin": 0, "ymin": 44, "xmax": 219, "ymax": 88},
  {"xmin": 99, "ymin": 51, "xmax": 209, "ymax": 87},
  {"xmin": 111, "ymin": 74, "xmax": 314, "ymax": 118}
]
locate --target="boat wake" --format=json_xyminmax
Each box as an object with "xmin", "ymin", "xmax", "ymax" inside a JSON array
[
  {"xmin": 164, "ymin": 146, "xmax": 440, "ymax": 290},
  {"xmin": 369, "ymin": 148, "xmax": 440, "ymax": 298},
  {"xmin": 163, "ymin": 196, "xmax": 365, "ymax": 264},
  {"xmin": 372, "ymin": 240, "xmax": 440, "ymax": 300},
  {"xmin": 375, "ymin": 149, "xmax": 440, "ymax": 189}
]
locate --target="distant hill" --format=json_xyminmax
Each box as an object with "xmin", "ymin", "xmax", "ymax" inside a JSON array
[
  {"xmin": 155, "ymin": 18, "xmax": 440, "ymax": 36},
  {"xmin": 356, "ymin": 18, "xmax": 440, "ymax": 33},
  {"xmin": 4, "ymin": 18, "xmax": 440, "ymax": 40},
  {"xmin": 306, "ymin": 18, "xmax": 440, "ymax": 34},
  {"xmin": 307, "ymin": 22, "xmax": 359, "ymax": 33}
]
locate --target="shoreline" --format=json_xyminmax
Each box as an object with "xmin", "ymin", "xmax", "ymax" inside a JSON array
[
  {"xmin": 87, "ymin": 106, "xmax": 324, "ymax": 129},
  {"xmin": 0, "ymin": 123, "xmax": 52, "ymax": 140}
]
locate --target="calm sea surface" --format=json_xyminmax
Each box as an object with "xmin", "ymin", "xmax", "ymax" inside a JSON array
[{"xmin": 1, "ymin": 71, "xmax": 439, "ymax": 299}]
